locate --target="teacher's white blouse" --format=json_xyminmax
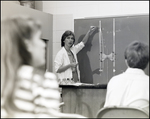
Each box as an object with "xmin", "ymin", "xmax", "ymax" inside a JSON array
[{"xmin": 54, "ymin": 42, "xmax": 85, "ymax": 81}]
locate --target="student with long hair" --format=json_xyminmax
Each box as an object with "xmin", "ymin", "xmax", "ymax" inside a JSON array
[{"xmin": 1, "ymin": 16, "xmax": 86, "ymax": 118}]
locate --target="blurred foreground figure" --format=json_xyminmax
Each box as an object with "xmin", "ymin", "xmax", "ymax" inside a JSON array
[
  {"xmin": 1, "ymin": 16, "xmax": 86, "ymax": 118},
  {"xmin": 104, "ymin": 41, "xmax": 149, "ymax": 114}
]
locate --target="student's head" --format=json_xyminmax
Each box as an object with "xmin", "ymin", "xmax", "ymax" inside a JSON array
[
  {"xmin": 61, "ymin": 30, "xmax": 75, "ymax": 47},
  {"xmin": 124, "ymin": 41, "xmax": 149, "ymax": 70},
  {"xmin": 1, "ymin": 16, "xmax": 45, "ymax": 68},
  {"xmin": 1, "ymin": 16, "xmax": 45, "ymax": 111}
]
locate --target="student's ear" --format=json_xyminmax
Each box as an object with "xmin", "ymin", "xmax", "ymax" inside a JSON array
[{"xmin": 125, "ymin": 59, "xmax": 129, "ymax": 68}]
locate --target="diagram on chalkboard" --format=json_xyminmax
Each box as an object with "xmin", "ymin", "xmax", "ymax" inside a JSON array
[
  {"xmin": 98, "ymin": 20, "xmax": 116, "ymax": 76},
  {"xmin": 74, "ymin": 15, "xmax": 149, "ymax": 84}
]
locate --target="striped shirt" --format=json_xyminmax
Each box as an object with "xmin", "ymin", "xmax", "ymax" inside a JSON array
[{"xmin": 2, "ymin": 65, "xmax": 61, "ymax": 118}]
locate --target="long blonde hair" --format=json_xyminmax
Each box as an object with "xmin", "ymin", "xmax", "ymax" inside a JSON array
[{"xmin": 1, "ymin": 16, "xmax": 41, "ymax": 115}]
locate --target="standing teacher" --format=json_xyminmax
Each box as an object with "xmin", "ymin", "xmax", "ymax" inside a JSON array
[{"xmin": 54, "ymin": 27, "xmax": 97, "ymax": 83}]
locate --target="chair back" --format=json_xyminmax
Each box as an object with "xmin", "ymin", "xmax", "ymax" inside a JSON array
[{"xmin": 96, "ymin": 106, "xmax": 149, "ymax": 118}]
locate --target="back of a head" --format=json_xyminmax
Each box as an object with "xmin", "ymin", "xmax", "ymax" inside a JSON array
[{"xmin": 124, "ymin": 41, "xmax": 149, "ymax": 70}]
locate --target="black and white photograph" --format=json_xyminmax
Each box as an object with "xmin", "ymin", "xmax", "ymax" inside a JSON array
[{"xmin": 1, "ymin": 1, "xmax": 149, "ymax": 118}]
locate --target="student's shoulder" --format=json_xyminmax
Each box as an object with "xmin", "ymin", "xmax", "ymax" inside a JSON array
[
  {"xmin": 109, "ymin": 73, "xmax": 124, "ymax": 83},
  {"xmin": 142, "ymin": 75, "xmax": 149, "ymax": 83},
  {"xmin": 144, "ymin": 74, "xmax": 149, "ymax": 79},
  {"xmin": 112, "ymin": 73, "xmax": 124, "ymax": 79}
]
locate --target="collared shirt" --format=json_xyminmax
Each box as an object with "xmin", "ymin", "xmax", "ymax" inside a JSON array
[
  {"xmin": 54, "ymin": 42, "xmax": 85, "ymax": 81},
  {"xmin": 104, "ymin": 68, "xmax": 149, "ymax": 113}
]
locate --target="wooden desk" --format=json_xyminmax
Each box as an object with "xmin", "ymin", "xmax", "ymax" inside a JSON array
[{"xmin": 59, "ymin": 84, "xmax": 107, "ymax": 118}]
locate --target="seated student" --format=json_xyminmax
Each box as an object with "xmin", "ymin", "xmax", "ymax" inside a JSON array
[
  {"xmin": 104, "ymin": 41, "xmax": 149, "ymax": 114},
  {"xmin": 1, "ymin": 15, "xmax": 86, "ymax": 118}
]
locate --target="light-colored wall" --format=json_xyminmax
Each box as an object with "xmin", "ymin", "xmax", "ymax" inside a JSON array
[
  {"xmin": 42, "ymin": 1, "xmax": 149, "ymax": 19},
  {"xmin": 52, "ymin": 14, "xmax": 73, "ymax": 73}
]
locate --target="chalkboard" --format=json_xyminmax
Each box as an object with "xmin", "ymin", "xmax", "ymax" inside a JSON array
[{"xmin": 74, "ymin": 15, "xmax": 149, "ymax": 84}]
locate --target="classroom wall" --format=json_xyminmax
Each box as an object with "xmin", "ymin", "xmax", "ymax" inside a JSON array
[
  {"xmin": 10, "ymin": 1, "xmax": 148, "ymax": 73},
  {"xmin": 39, "ymin": 1, "xmax": 149, "ymax": 19},
  {"xmin": 6, "ymin": 1, "xmax": 149, "ymax": 73},
  {"xmin": 52, "ymin": 14, "xmax": 73, "ymax": 73}
]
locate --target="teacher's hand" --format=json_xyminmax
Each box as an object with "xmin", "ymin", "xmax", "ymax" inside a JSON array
[
  {"xmin": 89, "ymin": 26, "xmax": 97, "ymax": 35},
  {"xmin": 70, "ymin": 62, "xmax": 78, "ymax": 68}
]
